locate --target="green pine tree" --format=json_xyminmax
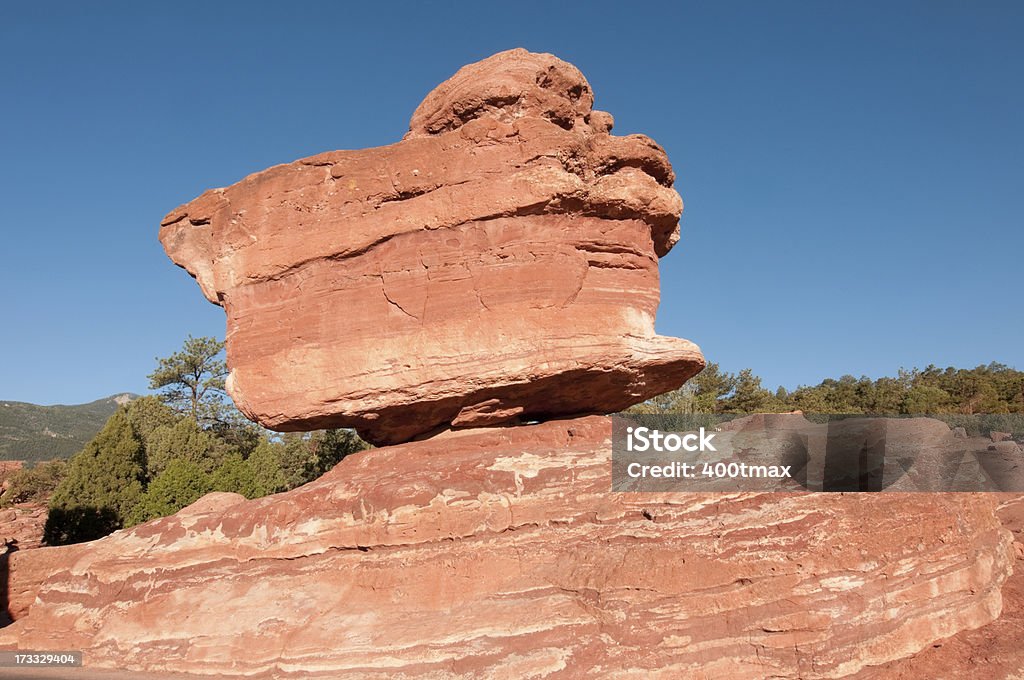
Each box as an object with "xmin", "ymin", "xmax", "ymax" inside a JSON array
[
  {"xmin": 277, "ymin": 433, "xmax": 315, "ymax": 490},
  {"xmin": 692, "ymin": 363, "xmax": 737, "ymax": 413},
  {"xmin": 45, "ymin": 409, "xmax": 147, "ymax": 545},
  {"xmin": 304, "ymin": 429, "xmax": 368, "ymax": 480},
  {"xmin": 147, "ymin": 335, "xmax": 229, "ymax": 426},
  {"xmin": 145, "ymin": 417, "xmax": 234, "ymax": 476},
  {"xmin": 128, "ymin": 459, "xmax": 212, "ymax": 525},
  {"xmin": 722, "ymin": 369, "xmax": 772, "ymax": 414},
  {"xmin": 246, "ymin": 439, "xmax": 288, "ymax": 496},
  {"xmin": 124, "ymin": 395, "xmax": 180, "ymax": 449},
  {"xmin": 209, "ymin": 455, "xmax": 260, "ymax": 499}
]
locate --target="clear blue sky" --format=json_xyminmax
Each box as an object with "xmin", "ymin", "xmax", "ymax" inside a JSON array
[{"xmin": 2, "ymin": 1, "xmax": 1021, "ymax": 405}]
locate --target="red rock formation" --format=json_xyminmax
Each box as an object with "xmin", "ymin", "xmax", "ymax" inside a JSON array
[
  {"xmin": 0, "ymin": 417, "xmax": 1013, "ymax": 678},
  {"xmin": 8, "ymin": 49, "xmax": 1007, "ymax": 679},
  {"xmin": 0, "ymin": 502, "xmax": 48, "ymax": 627},
  {"xmin": 0, "ymin": 462, "xmax": 48, "ymax": 552},
  {"xmin": 159, "ymin": 49, "xmax": 704, "ymax": 445},
  {"xmin": 0, "ymin": 504, "xmax": 47, "ymax": 552},
  {"xmin": 850, "ymin": 495, "xmax": 1024, "ymax": 679}
]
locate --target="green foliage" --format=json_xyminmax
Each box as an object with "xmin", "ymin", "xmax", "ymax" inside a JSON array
[
  {"xmin": 935, "ymin": 413, "xmax": 1024, "ymax": 438},
  {"xmin": 627, "ymin": 384, "xmax": 696, "ymax": 415},
  {"xmin": 270, "ymin": 429, "xmax": 369, "ymax": 490},
  {"xmin": 902, "ymin": 385, "xmax": 952, "ymax": 415},
  {"xmin": 870, "ymin": 377, "xmax": 906, "ymax": 413},
  {"xmin": 721, "ymin": 368, "xmax": 774, "ymax": 414},
  {"xmin": 32, "ymin": 346, "xmax": 1023, "ymax": 545},
  {"xmin": 44, "ymin": 506, "xmax": 120, "ymax": 545},
  {"xmin": 145, "ymin": 417, "xmax": 233, "ymax": 476},
  {"xmin": 147, "ymin": 335, "xmax": 228, "ymax": 425},
  {"xmin": 34, "ymin": 337, "xmax": 375, "ymax": 542},
  {"xmin": 304, "ymin": 429, "xmax": 369, "ymax": 480},
  {"xmin": 208, "ymin": 419, "xmax": 262, "ymax": 458},
  {"xmin": 128, "ymin": 459, "xmax": 211, "ymax": 525},
  {"xmin": 627, "ymin": 363, "xmax": 736, "ymax": 415},
  {"xmin": 640, "ymin": 362, "xmax": 1024, "ymax": 419},
  {"xmin": 278, "ymin": 433, "xmax": 315, "ymax": 490},
  {"xmin": 691, "ymin": 363, "xmax": 738, "ymax": 413},
  {"xmin": 45, "ymin": 409, "xmax": 147, "ymax": 545},
  {"xmin": 0, "ymin": 460, "xmax": 67, "ymax": 507},
  {"xmin": 124, "ymin": 395, "xmax": 179, "ymax": 449},
  {"xmin": 209, "ymin": 455, "xmax": 260, "ymax": 499},
  {"xmin": 247, "ymin": 439, "xmax": 288, "ymax": 496}
]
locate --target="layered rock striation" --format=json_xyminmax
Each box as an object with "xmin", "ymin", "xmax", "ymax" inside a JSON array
[
  {"xmin": 159, "ymin": 48, "xmax": 703, "ymax": 445},
  {"xmin": 1, "ymin": 417, "xmax": 1013, "ymax": 678},
  {"xmin": 1, "ymin": 50, "xmax": 1014, "ymax": 680}
]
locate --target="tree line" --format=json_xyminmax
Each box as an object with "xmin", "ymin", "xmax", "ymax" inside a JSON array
[
  {"xmin": 36, "ymin": 336, "xmax": 367, "ymax": 545},
  {"xmin": 633, "ymin": 361, "xmax": 1024, "ymax": 417}
]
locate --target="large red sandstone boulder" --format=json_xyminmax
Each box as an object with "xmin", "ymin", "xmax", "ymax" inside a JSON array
[
  {"xmin": 0, "ymin": 416, "xmax": 1012, "ymax": 678},
  {"xmin": 159, "ymin": 49, "xmax": 704, "ymax": 445}
]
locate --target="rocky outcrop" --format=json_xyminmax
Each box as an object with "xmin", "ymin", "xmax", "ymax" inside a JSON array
[
  {"xmin": 0, "ymin": 417, "xmax": 1013, "ymax": 678},
  {"xmin": 5, "ymin": 49, "xmax": 1011, "ymax": 679},
  {"xmin": 850, "ymin": 495, "xmax": 1024, "ymax": 679},
  {"xmin": 0, "ymin": 501, "xmax": 48, "ymax": 627},
  {"xmin": 0, "ymin": 504, "xmax": 47, "ymax": 552},
  {"xmin": 159, "ymin": 48, "xmax": 703, "ymax": 445},
  {"xmin": 0, "ymin": 462, "xmax": 47, "ymax": 553}
]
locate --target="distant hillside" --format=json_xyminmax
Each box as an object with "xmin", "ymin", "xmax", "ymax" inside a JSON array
[{"xmin": 0, "ymin": 394, "xmax": 136, "ymax": 463}]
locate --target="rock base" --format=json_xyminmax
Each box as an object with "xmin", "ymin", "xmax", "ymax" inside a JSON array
[{"xmin": 0, "ymin": 416, "xmax": 1013, "ymax": 678}]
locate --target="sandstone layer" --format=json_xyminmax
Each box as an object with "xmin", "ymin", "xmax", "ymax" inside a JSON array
[
  {"xmin": 1, "ymin": 416, "xmax": 1013, "ymax": 678},
  {"xmin": 1, "ymin": 463, "xmax": 50, "ymax": 553},
  {"xmin": 849, "ymin": 494, "xmax": 1024, "ymax": 680},
  {"xmin": 0, "ymin": 503, "xmax": 47, "ymax": 551},
  {"xmin": 159, "ymin": 49, "xmax": 704, "ymax": 445}
]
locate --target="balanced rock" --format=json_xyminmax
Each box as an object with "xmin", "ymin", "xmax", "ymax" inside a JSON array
[
  {"xmin": 0, "ymin": 417, "xmax": 1012, "ymax": 678},
  {"xmin": 159, "ymin": 49, "xmax": 704, "ymax": 445}
]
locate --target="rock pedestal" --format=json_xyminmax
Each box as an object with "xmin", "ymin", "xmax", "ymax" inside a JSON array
[
  {"xmin": 0, "ymin": 417, "xmax": 1013, "ymax": 678},
  {"xmin": 0, "ymin": 49, "xmax": 1015, "ymax": 679}
]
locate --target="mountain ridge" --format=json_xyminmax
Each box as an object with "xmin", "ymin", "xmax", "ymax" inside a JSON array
[{"xmin": 0, "ymin": 393, "xmax": 138, "ymax": 462}]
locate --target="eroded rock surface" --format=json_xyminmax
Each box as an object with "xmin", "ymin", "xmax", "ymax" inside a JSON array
[
  {"xmin": 0, "ymin": 417, "xmax": 1012, "ymax": 678},
  {"xmin": 851, "ymin": 495, "xmax": 1024, "ymax": 680},
  {"xmin": 159, "ymin": 49, "xmax": 704, "ymax": 445},
  {"xmin": 0, "ymin": 504, "xmax": 47, "ymax": 551}
]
